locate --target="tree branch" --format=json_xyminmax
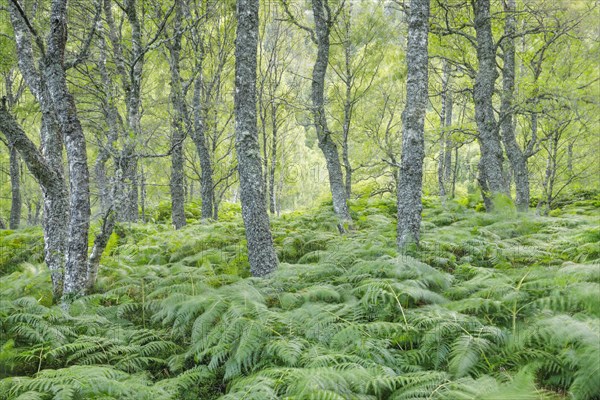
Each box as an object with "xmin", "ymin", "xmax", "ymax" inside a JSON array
[{"xmin": 9, "ymin": 0, "xmax": 45, "ymax": 55}]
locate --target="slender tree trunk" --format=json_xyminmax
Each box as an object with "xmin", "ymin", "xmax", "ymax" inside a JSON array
[
  {"xmin": 277, "ymin": 133, "xmax": 286, "ymax": 216},
  {"xmin": 438, "ymin": 61, "xmax": 453, "ymax": 196},
  {"xmin": 140, "ymin": 162, "xmax": 147, "ymax": 222},
  {"xmin": 269, "ymin": 103, "xmax": 278, "ymax": 214},
  {"xmin": 95, "ymin": 24, "xmax": 119, "ymax": 212},
  {"xmin": 234, "ymin": 0, "xmax": 278, "ymax": 277},
  {"xmin": 341, "ymin": 16, "xmax": 354, "ymax": 200},
  {"xmin": 451, "ymin": 146, "xmax": 459, "ymax": 198},
  {"xmin": 444, "ymin": 89, "xmax": 453, "ymax": 181},
  {"xmin": 193, "ymin": 74, "xmax": 215, "ymax": 221},
  {"xmin": 397, "ymin": 0, "xmax": 430, "ymax": 250},
  {"xmin": 9, "ymin": 142, "xmax": 21, "ymax": 229},
  {"xmin": 86, "ymin": 208, "xmax": 115, "ymax": 291},
  {"xmin": 212, "ymin": 195, "xmax": 219, "ymax": 220},
  {"xmin": 438, "ymin": 62, "xmax": 449, "ymax": 199},
  {"xmin": 473, "ymin": 0, "xmax": 507, "ymax": 209},
  {"xmin": 104, "ymin": 0, "xmax": 142, "ymax": 222},
  {"xmin": 259, "ymin": 92, "xmax": 270, "ymax": 206},
  {"xmin": 310, "ymin": 0, "xmax": 352, "ymax": 228},
  {"xmin": 500, "ymin": 0, "xmax": 529, "ymax": 211},
  {"xmin": 342, "ymin": 78, "xmax": 353, "ymax": 199},
  {"xmin": 167, "ymin": 0, "xmax": 187, "ymax": 230},
  {"xmin": 478, "ymin": 163, "xmax": 493, "ymax": 211},
  {"xmin": 33, "ymin": 199, "xmax": 41, "ymax": 225}
]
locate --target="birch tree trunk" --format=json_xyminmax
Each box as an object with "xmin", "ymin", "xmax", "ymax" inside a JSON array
[
  {"xmin": 269, "ymin": 103, "xmax": 278, "ymax": 214},
  {"xmin": 397, "ymin": 0, "xmax": 430, "ymax": 250},
  {"xmin": 103, "ymin": 0, "xmax": 143, "ymax": 222},
  {"xmin": 7, "ymin": 1, "xmax": 69, "ymax": 300},
  {"xmin": 193, "ymin": 73, "xmax": 215, "ymax": 221},
  {"xmin": 438, "ymin": 62, "xmax": 450, "ymax": 199},
  {"xmin": 443, "ymin": 91, "xmax": 453, "ymax": 182},
  {"xmin": 94, "ymin": 22, "xmax": 119, "ymax": 213},
  {"xmin": 189, "ymin": 1, "xmax": 216, "ymax": 221},
  {"xmin": 1, "ymin": 72, "xmax": 21, "ymax": 229},
  {"xmin": 9, "ymin": 142, "xmax": 21, "ymax": 229},
  {"xmin": 0, "ymin": 103, "xmax": 68, "ymax": 300},
  {"xmin": 234, "ymin": 0, "xmax": 278, "ymax": 277},
  {"xmin": 44, "ymin": 0, "xmax": 91, "ymax": 298},
  {"xmin": 473, "ymin": 0, "xmax": 507, "ymax": 209},
  {"xmin": 500, "ymin": 0, "xmax": 529, "ymax": 211},
  {"xmin": 167, "ymin": 0, "xmax": 187, "ymax": 230},
  {"xmin": 342, "ymin": 73, "xmax": 353, "ymax": 199},
  {"xmin": 311, "ymin": 0, "xmax": 352, "ymax": 228}
]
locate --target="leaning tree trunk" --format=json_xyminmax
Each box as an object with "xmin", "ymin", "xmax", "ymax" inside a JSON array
[
  {"xmin": 86, "ymin": 207, "xmax": 116, "ymax": 291},
  {"xmin": 7, "ymin": 1, "xmax": 69, "ymax": 300},
  {"xmin": 167, "ymin": 0, "xmax": 187, "ymax": 230},
  {"xmin": 311, "ymin": 0, "xmax": 352, "ymax": 228},
  {"xmin": 9, "ymin": 141, "xmax": 21, "ymax": 229},
  {"xmin": 473, "ymin": 0, "xmax": 507, "ymax": 209},
  {"xmin": 234, "ymin": 0, "xmax": 278, "ymax": 277},
  {"xmin": 396, "ymin": 0, "xmax": 430, "ymax": 250},
  {"xmin": 0, "ymin": 103, "xmax": 69, "ymax": 300},
  {"xmin": 500, "ymin": 0, "xmax": 529, "ymax": 211}
]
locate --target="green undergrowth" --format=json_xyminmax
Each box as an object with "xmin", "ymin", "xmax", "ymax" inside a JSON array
[{"xmin": 0, "ymin": 196, "xmax": 599, "ymax": 399}]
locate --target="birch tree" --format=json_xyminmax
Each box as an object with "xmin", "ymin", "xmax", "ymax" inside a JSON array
[
  {"xmin": 473, "ymin": 0, "xmax": 508, "ymax": 210},
  {"xmin": 397, "ymin": 0, "xmax": 430, "ymax": 249},
  {"xmin": 282, "ymin": 0, "xmax": 352, "ymax": 230},
  {"xmin": 234, "ymin": 0, "xmax": 279, "ymax": 277}
]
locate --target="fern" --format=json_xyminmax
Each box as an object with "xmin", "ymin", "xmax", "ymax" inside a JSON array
[{"xmin": 1, "ymin": 197, "xmax": 598, "ymax": 399}]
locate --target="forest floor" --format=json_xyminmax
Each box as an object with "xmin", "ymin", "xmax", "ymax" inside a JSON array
[{"xmin": 0, "ymin": 194, "xmax": 599, "ymax": 399}]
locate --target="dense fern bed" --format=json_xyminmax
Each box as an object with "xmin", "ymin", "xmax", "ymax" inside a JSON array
[{"xmin": 1, "ymin": 197, "xmax": 599, "ymax": 399}]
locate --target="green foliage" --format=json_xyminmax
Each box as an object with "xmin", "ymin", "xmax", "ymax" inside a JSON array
[
  {"xmin": 0, "ymin": 229, "xmax": 44, "ymax": 274},
  {"xmin": 0, "ymin": 199, "xmax": 599, "ymax": 399}
]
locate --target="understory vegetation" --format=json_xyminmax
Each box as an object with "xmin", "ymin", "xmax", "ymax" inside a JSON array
[{"xmin": 1, "ymin": 195, "xmax": 599, "ymax": 399}]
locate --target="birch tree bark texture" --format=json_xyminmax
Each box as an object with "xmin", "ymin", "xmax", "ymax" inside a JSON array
[
  {"xmin": 234, "ymin": 0, "xmax": 279, "ymax": 277},
  {"xmin": 397, "ymin": 0, "xmax": 430, "ymax": 250},
  {"xmin": 473, "ymin": 0, "xmax": 508, "ymax": 210},
  {"xmin": 310, "ymin": 0, "xmax": 352, "ymax": 229}
]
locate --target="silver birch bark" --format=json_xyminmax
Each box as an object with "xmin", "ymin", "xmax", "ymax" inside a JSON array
[
  {"xmin": 167, "ymin": 0, "xmax": 187, "ymax": 230},
  {"xmin": 103, "ymin": 0, "xmax": 142, "ymax": 222},
  {"xmin": 7, "ymin": 1, "xmax": 69, "ymax": 299},
  {"xmin": 44, "ymin": 0, "xmax": 91, "ymax": 298},
  {"xmin": 0, "ymin": 102, "xmax": 68, "ymax": 300},
  {"xmin": 8, "ymin": 139, "xmax": 21, "ymax": 229},
  {"xmin": 397, "ymin": 0, "xmax": 430, "ymax": 250},
  {"xmin": 310, "ymin": 0, "xmax": 352, "ymax": 228},
  {"xmin": 234, "ymin": 0, "xmax": 278, "ymax": 277},
  {"xmin": 473, "ymin": 0, "xmax": 508, "ymax": 209},
  {"xmin": 438, "ymin": 61, "xmax": 450, "ymax": 199},
  {"xmin": 500, "ymin": 0, "xmax": 529, "ymax": 211}
]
